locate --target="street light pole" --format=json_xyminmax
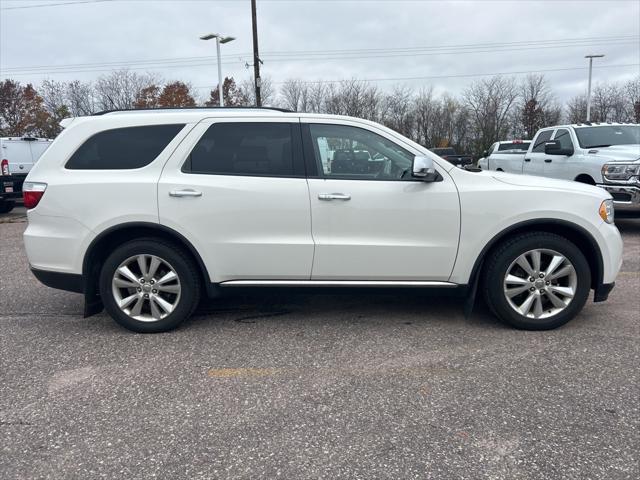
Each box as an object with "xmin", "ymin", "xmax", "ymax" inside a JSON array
[
  {"xmin": 215, "ymin": 37, "xmax": 224, "ymax": 106},
  {"xmin": 200, "ymin": 33, "xmax": 236, "ymax": 107},
  {"xmin": 585, "ymin": 54, "xmax": 604, "ymax": 122}
]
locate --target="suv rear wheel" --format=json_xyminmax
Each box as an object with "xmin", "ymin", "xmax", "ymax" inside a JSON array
[
  {"xmin": 99, "ymin": 239, "xmax": 201, "ymax": 333},
  {"xmin": 483, "ymin": 232, "xmax": 591, "ymax": 330}
]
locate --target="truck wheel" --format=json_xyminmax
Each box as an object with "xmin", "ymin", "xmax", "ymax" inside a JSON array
[
  {"xmin": 483, "ymin": 232, "xmax": 591, "ymax": 330},
  {"xmin": 0, "ymin": 200, "xmax": 15, "ymax": 214},
  {"xmin": 99, "ymin": 238, "xmax": 201, "ymax": 333}
]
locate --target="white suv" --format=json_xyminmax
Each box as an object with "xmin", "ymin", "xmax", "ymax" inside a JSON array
[{"xmin": 23, "ymin": 108, "xmax": 623, "ymax": 333}]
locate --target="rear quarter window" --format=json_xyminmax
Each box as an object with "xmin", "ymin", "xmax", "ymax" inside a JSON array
[{"xmin": 66, "ymin": 124, "xmax": 185, "ymax": 170}]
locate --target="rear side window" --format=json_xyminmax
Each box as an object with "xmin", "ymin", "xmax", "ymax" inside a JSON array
[
  {"xmin": 66, "ymin": 124, "xmax": 184, "ymax": 170},
  {"xmin": 498, "ymin": 142, "xmax": 530, "ymax": 152},
  {"xmin": 532, "ymin": 130, "xmax": 553, "ymax": 153},
  {"xmin": 182, "ymin": 123, "xmax": 297, "ymax": 176}
]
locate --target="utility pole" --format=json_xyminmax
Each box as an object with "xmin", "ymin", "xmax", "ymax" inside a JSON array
[
  {"xmin": 585, "ymin": 54, "xmax": 604, "ymax": 122},
  {"xmin": 251, "ymin": 0, "xmax": 262, "ymax": 106}
]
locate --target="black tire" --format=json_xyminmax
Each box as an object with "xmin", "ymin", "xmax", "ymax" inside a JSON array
[
  {"xmin": 482, "ymin": 232, "xmax": 591, "ymax": 330},
  {"xmin": 0, "ymin": 200, "xmax": 15, "ymax": 214},
  {"xmin": 99, "ymin": 238, "xmax": 201, "ymax": 333}
]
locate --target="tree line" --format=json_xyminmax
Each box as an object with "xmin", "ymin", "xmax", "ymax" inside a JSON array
[{"xmin": 1, "ymin": 70, "xmax": 638, "ymax": 156}]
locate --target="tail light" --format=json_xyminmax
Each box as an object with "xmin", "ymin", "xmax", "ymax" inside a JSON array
[
  {"xmin": 23, "ymin": 182, "xmax": 47, "ymax": 209},
  {"xmin": 1, "ymin": 159, "xmax": 8, "ymax": 176}
]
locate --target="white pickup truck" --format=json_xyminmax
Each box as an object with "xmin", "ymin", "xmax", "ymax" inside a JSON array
[
  {"xmin": 479, "ymin": 123, "xmax": 640, "ymax": 213},
  {"xmin": 1, "ymin": 137, "xmax": 53, "ymax": 213},
  {"xmin": 477, "ymin": 140, "xmax": 531, "ymax": 171}
]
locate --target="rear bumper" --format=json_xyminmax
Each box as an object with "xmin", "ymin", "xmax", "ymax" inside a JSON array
[
  {"xmin": 31, "ymin": 267, "xmax": 84, "ymax": 293},
  {"xmin": 0, "ymin": 174, "xmax": 26, "ymax": 200},
  {"xmin": 598, "ymin": 184, "xmax": 640, "ymax": 212}
]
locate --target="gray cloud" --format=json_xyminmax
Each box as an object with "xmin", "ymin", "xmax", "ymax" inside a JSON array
[{"xmin": 1, "ymin": 0, "xmax": 638, "ymax": 102}]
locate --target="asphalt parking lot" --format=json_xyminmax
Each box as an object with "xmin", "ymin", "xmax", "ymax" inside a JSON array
[{"xmin": 1, "ymin": 207, "xmax": 639, "ymax": 479}]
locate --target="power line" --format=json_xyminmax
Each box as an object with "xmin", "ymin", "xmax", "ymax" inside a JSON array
[
  {"xmin": 192, "ymin": 63, "xmax": 640, "ymax": 88},
  {"xmin": 2, "ymin": 39, "xmax": 637, "ymax": 76},
  {"xmin": 0, "ymin": 0, "xmax": 115, "ymax": 10},
  {"xmin": 2, "ymin": 35, "xmax": 636, "ymax": 73}
]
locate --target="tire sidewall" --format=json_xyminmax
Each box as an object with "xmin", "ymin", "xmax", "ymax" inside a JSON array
[
  {"xmin": 486, "ymin": 234, "xmax": 591, "ymax": 330},
  {"xmin": 99, "ymin": 240, "xmax": 199, "ymax": 333}
]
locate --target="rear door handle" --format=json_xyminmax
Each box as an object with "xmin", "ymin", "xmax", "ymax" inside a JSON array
[
  {"xmin": 318, "ymin": 193, "xmax": 351, "ymax": 201},
  {"xmin": 524, "ymin": 158, "xmax": 531, "ymax": 162},
  {"xmin": 169, "ymin": 189, "xmax": 202, "ymax": 198},
  {"xmin": 544, "ymin": 159, "xmax": 552, "ymax": 163}
]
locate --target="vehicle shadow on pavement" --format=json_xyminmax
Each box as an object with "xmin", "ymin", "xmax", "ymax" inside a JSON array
[{"xmin": 187, "ymin": 289, "xmax": 506, "ymax": 331}]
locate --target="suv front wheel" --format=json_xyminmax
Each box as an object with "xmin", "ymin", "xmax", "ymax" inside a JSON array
[
  {"xmin": 483, "ymin": 232, "xmax": 591, "ymax": 330},
  {"xmin": 99, "ymin": 239, "xmax": 201, "ymax": 333}
]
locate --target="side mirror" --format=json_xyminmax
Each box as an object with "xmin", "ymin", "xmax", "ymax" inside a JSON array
[
  {"xmin": 482, "ymin": 150, "xmax": 488, "ymax": 158},
  {"xmin": 412, "ymin": 155, "xmax": 439, "ymax": 182},
  {"xmin": 544, "ymin": 140, "xmax": 574, "ymax": 156}
]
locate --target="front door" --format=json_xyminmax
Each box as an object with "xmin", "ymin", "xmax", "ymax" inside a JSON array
[
  {"xmin": 523, "ymin": 129, "xmax": 553, "ymax": 177},
  {"xmin": 544, "ymin": 128, "xmax": 576, "ymax": 180},
  {"xmin": 303, "ymin": 120, "xmax": 460, "ymax": 281},
  {"xmin": 158, "ymin": 118, "xmax": 314, "ymax": 283}
]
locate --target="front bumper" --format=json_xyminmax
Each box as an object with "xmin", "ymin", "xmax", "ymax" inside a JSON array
[{"xmin": 598, "ymin": 184, "xmax": 640, "ymax": 212}]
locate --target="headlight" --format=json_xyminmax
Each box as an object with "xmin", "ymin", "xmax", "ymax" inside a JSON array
[
  {"xmin": 601, "ymin": 163, "xmax": 640, "ymax": 181},
  {"xmin": 599, "ymin": 199, "xmax": 615, "ymax": 224}
]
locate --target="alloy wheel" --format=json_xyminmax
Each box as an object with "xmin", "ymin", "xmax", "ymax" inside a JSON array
[
  {"xmin": 503, "ymin": 248, "xmax": 577, "ymax": 320},
  {"xmin": 111, "ymin": 254, "xmax": 182, "ymax": 322}
]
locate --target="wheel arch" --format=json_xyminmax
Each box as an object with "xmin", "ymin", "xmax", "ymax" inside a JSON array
[
  {"xmin": 83, "ymin": 222, "xmax": 216, "ymax": 301},
  {"xmin": 468, "ymin": 219, "xmax": 603, "ymax": 291},
  {"xmin": 574, "ymin": 174, "xmax": 596, "ymax": 185}
]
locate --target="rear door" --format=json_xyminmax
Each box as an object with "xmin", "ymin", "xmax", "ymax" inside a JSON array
[
  {"xmin": 523, "ymin": 129, "xmax": 553, "ymax": 177},
  {"xmin": 303, "ymin": 119, "xmax": 460, "ymax": 282},
  {"xmin": 158, "ymin": 118, "xmax": 314, "ymax": 283}
]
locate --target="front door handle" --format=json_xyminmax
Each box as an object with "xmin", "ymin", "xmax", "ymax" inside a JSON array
[
  {"xmin": 524, "ymin": 158, "xmax": 531, "ymax": 162},
  {"xmin": 318, "ymin": 193, "xmax": 351, "ymax": 201},
  {"xmin": 544, "ymin": 159, "xmax": 552, "ymax": 163},
  {"xmin": 169, "ymin": 189, "xmax": 202, "ymax": 198}
]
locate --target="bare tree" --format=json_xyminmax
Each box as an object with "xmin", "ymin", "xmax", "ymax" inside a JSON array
[
  {"xmin": 464, "ymin": 76, "xmax": 519, "ymax": 154},
  {"xmin": 94, "ymin": 69, "xmax": 158, "ymax": 111},
  {"xmin": 66, "ymin": 80, "xmax": 96, "ymax": 116},
  {"xmin": 279, "ymin": 78, "xmax": 307, "ymax": 112},
  {"xmin": 591, "ymin": 83, "xmax": 626, "ymax": 122},
  {"xmin": 624, "ymin": 76, "xmax": 640, "ymax": 122},
  {"xmin": 381, "ymin": 85, "xmax": 414, "ymax": 138},
  {"xmin": 239, "ymin": 76, "xmax": 275, "ymax": 106},
  {"xmin": 516, "ymin": 74, "xmax": 560, "ymax": 138},
  {"xmin": 323, "ymin": 79, "xmax": 382, "ymax": 120}
]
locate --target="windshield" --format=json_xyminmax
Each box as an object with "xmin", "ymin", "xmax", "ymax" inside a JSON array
[{"xmin": 575, "ymin": 125, "xmax": 640, "ymax": 148}]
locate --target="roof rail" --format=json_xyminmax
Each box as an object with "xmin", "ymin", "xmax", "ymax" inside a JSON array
[{"xmin": 92, "ymin": 106, "xmax": 295, "ymax": 116}]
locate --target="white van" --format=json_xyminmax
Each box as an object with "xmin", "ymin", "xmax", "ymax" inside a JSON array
[{"xmin": 1, "ymin": 137, "xmax": 53, "ymax": 213}]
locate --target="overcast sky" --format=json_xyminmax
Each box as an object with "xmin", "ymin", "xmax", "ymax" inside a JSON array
[{"xmin": 1, "ymin": 0, "xmax": 639, "ymax": 103}]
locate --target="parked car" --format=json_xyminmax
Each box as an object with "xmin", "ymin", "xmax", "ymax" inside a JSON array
[
  {"xmin": 429, "ymin": 147, "xmax": 474, "ymax": 168},
  {"xmin": 477, "ymin": 140, "xmax": 531, "ymax": 171},
  {"xmin": 23, "ymin": 108, "xmax": 622, "ymax": 333},
  {"xmin": 0, "ymin": 136, "xmax": 53, "ymax": 213},
  {"xmin": 479, "ymin": 123, "xmax": 639, "ymax": 213}
]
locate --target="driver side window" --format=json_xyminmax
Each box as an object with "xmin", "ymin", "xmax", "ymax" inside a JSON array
[
  {"xmin": 553, "ymin": 129, "xmax": 574, "ymax": 151},
  {"xmin": 308, "ymin": 124, "xmax": 415, "ymax": 180}
]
